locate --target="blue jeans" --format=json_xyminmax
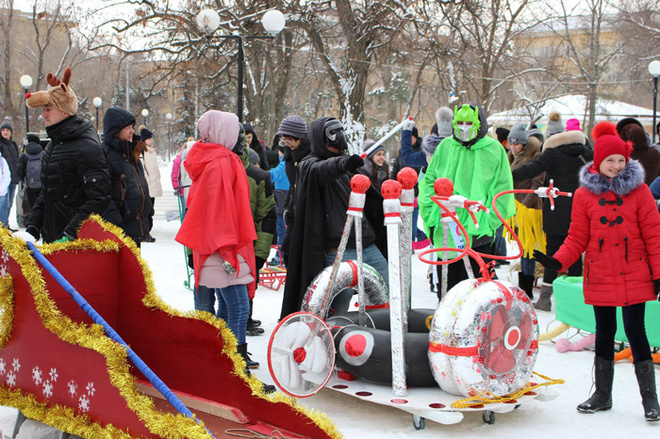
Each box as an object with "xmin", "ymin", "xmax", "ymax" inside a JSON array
[
  {"xmin": 195, "ymin": 284, "xmax": 249, "ymax": 345},
  {"xmin": 0, "ymin": 193, "xmax": 8, "ymax": 227},
  {"xmin": 272, "ymin": 215, "xmax": 286, "ymax": 264},
  {"xmin": 0, "ymin": 184, "xmax": 15, "ymax": 226},
  {"xmin": 324, "ymin": 244, "xmax": 389, "ymax": 314},
  {"xmin": 412, "ymin": 205, "xmax": 427, "ymax": 241},
  {"xmin": 521, "ymin": 257, "xmax": 536, "ymax": 277}
]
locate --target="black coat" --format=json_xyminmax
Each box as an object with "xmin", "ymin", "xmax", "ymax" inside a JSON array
[
  {"xmin": 101, "ymin": 108, "xmax": 153, "ymax": 242},
  {"xmin": 280, "ymin": 117, "xmax": 386, "ymax": 319},
  {"xmin": 0, "ymin": 136, "xmax": 20, "ymax": 184},
  {"xmin": 26, "ymin": 116, "xmax": 112, "ymax": 243},
  {"xmin": 280, "ymin": 136, "xmax": 311, "ymax": 256},
  {"xmin": 512, "ymin": 130, "xmax": 593, "ymax": 236}
]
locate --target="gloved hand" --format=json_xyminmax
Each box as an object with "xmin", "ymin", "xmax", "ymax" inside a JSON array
[
  {"xmin": 187, "ymin": 253, "xmax": 194, "ymax": 270},
  {"xmin": 256, "ymin": 256, "xmax": 266, "ymax": 270},
  {"xmin": 402, "ymin": 119, "xmax": 415, "ymax": 131},
  {"xmin": 26, "ymin": 225, "xmax": 40, "ymax": 241},
  {"xmin": 344, "ymin": 154, "xmax": 364, "ymax": 173},
  {"xmin": 11, "ymin": 230, "xmax": 37, "ymax": 244},
  {"xmin": 533, "ymin": 250, "xmax": 562, "ymax": 271},
  {"xmin": 655, "ymin": 279, "xmax": 660, "ymax": 299}
]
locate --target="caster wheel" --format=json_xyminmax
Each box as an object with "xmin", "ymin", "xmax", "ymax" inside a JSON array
[
  {"xmin": 413, "ymin": 414, "xmax": 426, "ymax": 430},
  {"xmin": 483, "ymin": 410, "xmax": 495, "ymax": 425}
]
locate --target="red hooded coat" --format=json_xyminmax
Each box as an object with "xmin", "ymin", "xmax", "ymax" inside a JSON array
[{"xmin": 175, "ymin": 141, "xmax": 257, "ymax": 297}]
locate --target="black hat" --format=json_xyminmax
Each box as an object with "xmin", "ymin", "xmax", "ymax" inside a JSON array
[
  {"xmin": 495, "ymin": 127, "xmax": 510, "ymax": 143},
  {"xmin": 26, "ymin": 134, "xmax": 41, "ymax": 144},
  {"xmin": 140, "ymin": 128, "xmax": 154, "ymax": 142}
]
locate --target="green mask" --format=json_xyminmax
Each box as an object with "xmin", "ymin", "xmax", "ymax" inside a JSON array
[{"xmin": 453, "ymin": 105, "xmax": 481, "ymax": 142}]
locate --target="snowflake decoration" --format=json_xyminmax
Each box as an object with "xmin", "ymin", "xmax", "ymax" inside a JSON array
[
  {"xmin": 0, "ymin": 358, "xmax": 6, "ymax": 375},
  {"xmin": 43, "ymin": 381, "xmax": 53, "ymax": 398},
  {"xmin": 49, "ymin": 368, "xmax": 58, "ymax": 382},
  {"xmin": 7, "ymin": 371, "xmax": 16, "ymax": 387},
  {"xmin": 1, "ymin": 250, "xmax": 8, "ymax": 263},
  {"xmin": 79, "ymin": 394, "xmax": 90, "ymax": 413},
  {"xmin": 86, "ymin": 382, "xmax": 95, "ymax": 397},
  {"xmin": 0, "ymin": 266, "xmax": 6, "ymax": 277},
  {"xmin": 12, "ymin": 358, "xmax": 20, "ymax": 372},
  {"xmin": 32, "ymin": 367, "xmax": 42, "ymax": 385},
  {"xmin": 67, "ymin": 380, "xmax": 78, "ymax": 398}
]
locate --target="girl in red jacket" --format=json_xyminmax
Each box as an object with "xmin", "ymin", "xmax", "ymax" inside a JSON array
[{"xmin": 535, "ymin": 121, "xmax": 660, "ymax": 422}]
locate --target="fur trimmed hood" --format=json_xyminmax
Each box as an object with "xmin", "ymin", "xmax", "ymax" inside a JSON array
[
  {"xmin": 579, "ymin": 159, "xmax": 645, "ymax": 196},
  {"xmin": 542, "ymin": 130, "xmax": 586, "ymax": 150}
]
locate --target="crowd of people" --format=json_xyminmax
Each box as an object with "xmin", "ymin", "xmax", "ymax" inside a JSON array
[{"xmin": 4, "ymin": 63, "xmax": 660, "ymax": 422}]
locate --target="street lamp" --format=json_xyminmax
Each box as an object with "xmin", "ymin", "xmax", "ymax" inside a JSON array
[
  {"xmin": 19, "ymin": 75, "xmax": 33, "ymax": 134},
  {"xmin": 196, "ymin": 9, "xmax": 285, "ymax": 122},
  {"xmin": 93, "ymin": 97, "xmax": 103, "ymax": 131},
  {"xmin": 166, "ymin": 112, "xmax": 173, "ymax": 161},
  {"xmin": 649, "ymin": 60, "xmax": 660, "ymax": 145},
  {"xmin": 141, "ymin": 108, "xmax": 149, "ymax": 125}
]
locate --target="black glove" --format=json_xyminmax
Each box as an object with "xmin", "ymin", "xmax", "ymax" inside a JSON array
[
  {"xmin": 25, "ymin": 225, "xmax": 40, "ymax": 241},
  {"xmin": 187, "ymin": 253, "xmax": 194, "ymax": 270},
  {"xmin": 344, "ymin": 154, "xmax": 364, "ymax": 173},
  {"xmin": 533, "ymin": 250, "xmax": 562, "ymax": 271},
  {"xmin": 255, "ymin": 256, "xmax": 266, "ymax": 270},
  {"xmin": 655, "ymin": 279, "xmax": 660, "ymax": 299}
]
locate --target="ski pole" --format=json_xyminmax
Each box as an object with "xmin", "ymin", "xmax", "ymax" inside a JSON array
[{"xmin": 360, "ymin": 117, "xmax": 413, "ymax": 159}]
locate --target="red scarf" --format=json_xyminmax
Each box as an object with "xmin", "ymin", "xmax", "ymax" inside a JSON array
[{"xmin": 175, "ymin": 142, "xmax": 257, "ymax": 297}]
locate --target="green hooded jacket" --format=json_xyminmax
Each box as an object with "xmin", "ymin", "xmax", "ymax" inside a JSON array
[
  {"xmin": 240, "ymin": 148, "xmax": 276, "ymax": 260},
  {"xmin": 419, "ymin": 110, "xmax": 515, "ymax": 250}
]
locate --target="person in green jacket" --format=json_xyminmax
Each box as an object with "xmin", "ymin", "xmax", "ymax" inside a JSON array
[
  {"xmin": 241, "ymin": 146, "xmax": 275, "ymax": 344},
  {"xmin": 418, "ymin": 104, "xmax": 515, "ymax": 296}
]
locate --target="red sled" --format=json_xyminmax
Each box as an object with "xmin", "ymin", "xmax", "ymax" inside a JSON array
[{"xmin": 0, "ymin": 216, "xmax": 339, "ymax": 438}]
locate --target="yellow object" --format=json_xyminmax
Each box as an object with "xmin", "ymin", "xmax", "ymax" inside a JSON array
[
  {"xmin": 451, "ymin": 371, "xmax": 564, "ymax": 408},
  {"xmin": 538, "ymin": 323, "xmax": 570, "ymax": 342},
  {"xmin": 506, "ymin": 201, "xmax": 546, "ymax": 258}
]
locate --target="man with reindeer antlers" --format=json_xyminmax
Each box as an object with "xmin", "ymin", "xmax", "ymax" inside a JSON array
[{"xmin": 24, "ymin": 67, "xmax": 113, "ymax": 243}]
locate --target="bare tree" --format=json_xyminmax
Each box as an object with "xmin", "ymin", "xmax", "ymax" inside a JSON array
[{"xmin": 0, "ymin": 0, "xmax": 16, "ymax": 117}]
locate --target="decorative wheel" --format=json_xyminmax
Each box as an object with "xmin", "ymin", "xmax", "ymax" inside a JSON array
[
  {"xmin": 429, "ymin": 279, "xmax": 539, "ymax": 397},
  {"xmin": 267, "ymin": 311, "xmax": 335, "ymax": 398}
]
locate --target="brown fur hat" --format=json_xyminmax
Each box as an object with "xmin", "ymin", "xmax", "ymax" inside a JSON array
[{"xmin": 26, "ymin": 66, "xmax": 78, "ymax": 115}]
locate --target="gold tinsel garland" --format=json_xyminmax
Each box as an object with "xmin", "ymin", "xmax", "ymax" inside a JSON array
[
  {"xmin": 0, "ymin": 224, "xmax": 210, "ymax": 438},
  {"xmin": 88, "ymin": 216, "xmax": 343, "ymax": 439}
]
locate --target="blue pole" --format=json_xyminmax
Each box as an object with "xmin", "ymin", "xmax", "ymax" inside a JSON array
[{"xmin": 26, "ymin": 242, "xmax": 214, "ymax": 438}]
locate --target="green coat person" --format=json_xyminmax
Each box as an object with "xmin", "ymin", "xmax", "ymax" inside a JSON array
[{"xmin": 419, "ymin": 104, "xmax": 515, "ymax": 252}]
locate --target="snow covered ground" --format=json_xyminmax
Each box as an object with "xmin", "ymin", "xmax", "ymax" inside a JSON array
[{"xmin": 0, "ymin": 161, "xmax": 658, "ymax": 438}]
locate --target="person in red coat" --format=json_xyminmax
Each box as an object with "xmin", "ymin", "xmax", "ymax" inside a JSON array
[
  {"xmin": 535, "ymin": 121, "xmax": 660, "ymax": 422},
  {"xmin": 175, "ymin": 110, "xmax": 257, "ymax": 367}
]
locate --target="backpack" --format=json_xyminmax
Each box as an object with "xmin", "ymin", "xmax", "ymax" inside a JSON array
[{"xmin": 25, "ymin": 151, "xmax": 43, "ymax": 190}]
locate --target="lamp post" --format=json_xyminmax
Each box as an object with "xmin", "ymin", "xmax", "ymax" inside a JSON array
[
  {"xmin": 141, "ymin": 108, "xmax": 149, "ymax": 126},
  {"xmin": 165, "ymin": 112, "xmax": 173, "ymax": 162},
  {"xmin": 649, "ymin": 60, "xmax": 660, "ymax": 145},
  {"xmin": 19, "ymin": 75, "xmax": 33, "ymax": 134},
  {"xmin": 196, "ymin": 9, "xmax": 285, "ymax": 122},
  {"xmin": 93, "ymin": 97, "xmax": 103, "ymax": 131}
]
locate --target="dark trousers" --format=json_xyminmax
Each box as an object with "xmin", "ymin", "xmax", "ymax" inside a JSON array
[
  {"xmin": 435, "ymin": 241, "xmax": 497, "ymax": 296},
  {"xmin": 543, "ymin": 234, "xmax": 583, "ymax": 285},
  {"xmin": 594, "ymin": 303, "xmax": 652, "ymax": 362}
]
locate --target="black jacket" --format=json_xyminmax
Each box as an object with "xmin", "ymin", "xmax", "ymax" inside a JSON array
[
  {"xmin": 512, "ymin": 130, "xmax": 593, "ymax": 236},
  {"xmin": 26, "ymin": 116, "xmax": 112, "ymax": 243},
  {"xmin": 280, "ymin": 135, "xmax": 311, "ymax": 256},
  {"xmin": 280, "ymin": 117, "xmax": 386, "ymax": 319},
  {"xmin": 101, "ymin": 108, "xmax": 153, "ymax": 242},
  {"xmin": 0, "ymin": 136, "xmax": 20, "ymax": 184}
]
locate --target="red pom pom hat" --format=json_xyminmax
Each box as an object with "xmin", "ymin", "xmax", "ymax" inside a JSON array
[{"xmin": 590, "ymin": 121, "xmax": 633, "ymax": 172}]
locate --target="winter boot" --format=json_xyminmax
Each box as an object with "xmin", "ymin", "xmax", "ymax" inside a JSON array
[
  {"xmin": 236, "ymin": 343, "xmax": 276, "ymax": 394},
  {"xmin": 577, "ymin": 356, "xmax": 614, "ymax": 413},
  {"xmin": 518, "ymin": 273, "xmax": 535, "ymax": 300},
  {"xmin": 634, "ymin": 359, "xmax": 660, "ymax": 421},
  {"xmin": 534, "ymin": 283, "xmax": 553, "ymax": 312}
]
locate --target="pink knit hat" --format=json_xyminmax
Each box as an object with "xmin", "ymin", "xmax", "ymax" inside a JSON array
[{"xmin": 566, "ymin": 118, "xmax": 581, "ymax": 131}]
